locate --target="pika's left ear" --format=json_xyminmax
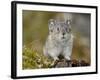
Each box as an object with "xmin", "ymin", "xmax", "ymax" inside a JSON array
[
  {"xmin": 66, "ymin": 20, "xmax": 71, "ymax": 25},
  {"xmin": 66, "ymin": 20, "xmax": 72, "ymax": 32}
]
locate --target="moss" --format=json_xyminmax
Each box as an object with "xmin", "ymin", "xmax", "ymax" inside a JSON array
[{"xmin": 22, "ymin": 46, "xmax": 53, "ymax": 69}]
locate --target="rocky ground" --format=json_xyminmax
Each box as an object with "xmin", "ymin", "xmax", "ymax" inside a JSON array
[{"xmin": 53, "ymin": 59, "xmax": 90, "ymax": 68}]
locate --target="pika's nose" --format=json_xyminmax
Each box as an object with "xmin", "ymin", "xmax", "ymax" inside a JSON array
[{"xmin": 62, "ymin": 33, "xmax": 65, "ymax": 35}]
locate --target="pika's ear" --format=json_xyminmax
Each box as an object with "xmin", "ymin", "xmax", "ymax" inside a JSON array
[
  {"xmin": 66, "ymin": 20, "xmax": 72, "ymax": 32},
  {"xmin": 66, "ymin": 19, "xmax": 71, "ymax": 25},
  {"xmin": 48, "ymin": 19, "xmax": 56, "ymax": 32},
  {"xmin": 48, "ymin": 19, "xmax": 56, "ymax": 25}
]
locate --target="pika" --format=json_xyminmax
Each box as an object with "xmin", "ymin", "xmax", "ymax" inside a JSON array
[{"xmin": 43, "ymin": 19, "xmax": 73, "ymax": 62}]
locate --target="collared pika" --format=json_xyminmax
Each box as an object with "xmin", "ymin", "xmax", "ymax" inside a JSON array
[{"xmin": 43, "ymin": 19, "xmax": 73, "ymax": 61}]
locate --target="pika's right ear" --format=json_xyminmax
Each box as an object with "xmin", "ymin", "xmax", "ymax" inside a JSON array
[
  {"xmin": 48, "ymin": 19, "xmax": 56, "ymax": 26},
  {"xmin": 48, "ymin": 19, "xmax": 56, "ymax": 32}
]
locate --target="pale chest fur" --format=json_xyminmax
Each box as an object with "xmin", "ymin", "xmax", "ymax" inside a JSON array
[{"xmin": 45, "ymin": 34, "xmax": 73, "ymax": 55}]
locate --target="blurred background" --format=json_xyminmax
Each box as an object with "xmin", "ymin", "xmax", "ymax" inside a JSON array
[{"xmin": 22, "ymin": 10, "xmax": 90, "ymax": 69}]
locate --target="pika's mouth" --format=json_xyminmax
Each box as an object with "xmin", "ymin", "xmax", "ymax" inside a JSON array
[{"xmin": 62, "ymin": 36, "xmax": 65, "ymax": 39}]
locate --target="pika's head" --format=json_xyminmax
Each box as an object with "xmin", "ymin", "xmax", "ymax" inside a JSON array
[{"xmin": 48, "ymin": 19, "xmax": 72, "ymax": 41}]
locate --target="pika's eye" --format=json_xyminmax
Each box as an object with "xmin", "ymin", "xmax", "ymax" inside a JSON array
[
  {"xmin": 69, "ymin": 28, "xmax": 71, "ymax": 32},
  {"xmin": 50, "ymin": 30, "xmax": 53, "ymax": 32},
  {"xmin": 57, "ymin": 28, "xmax": 59, "ymax": 31}
]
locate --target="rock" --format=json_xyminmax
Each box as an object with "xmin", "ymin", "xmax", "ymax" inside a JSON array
[{"xmin": 53, "ymin": 59, "xmax": 90, "ymax": 68}]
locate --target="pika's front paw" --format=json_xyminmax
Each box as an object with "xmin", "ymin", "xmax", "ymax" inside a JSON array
[
  {"xmin": 51, "ymin": 58, "xmax": 60, "ymax": 67},
  {"xmin": 64, "ymin": 56, "xmax": 71, "ymax": 61}
]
